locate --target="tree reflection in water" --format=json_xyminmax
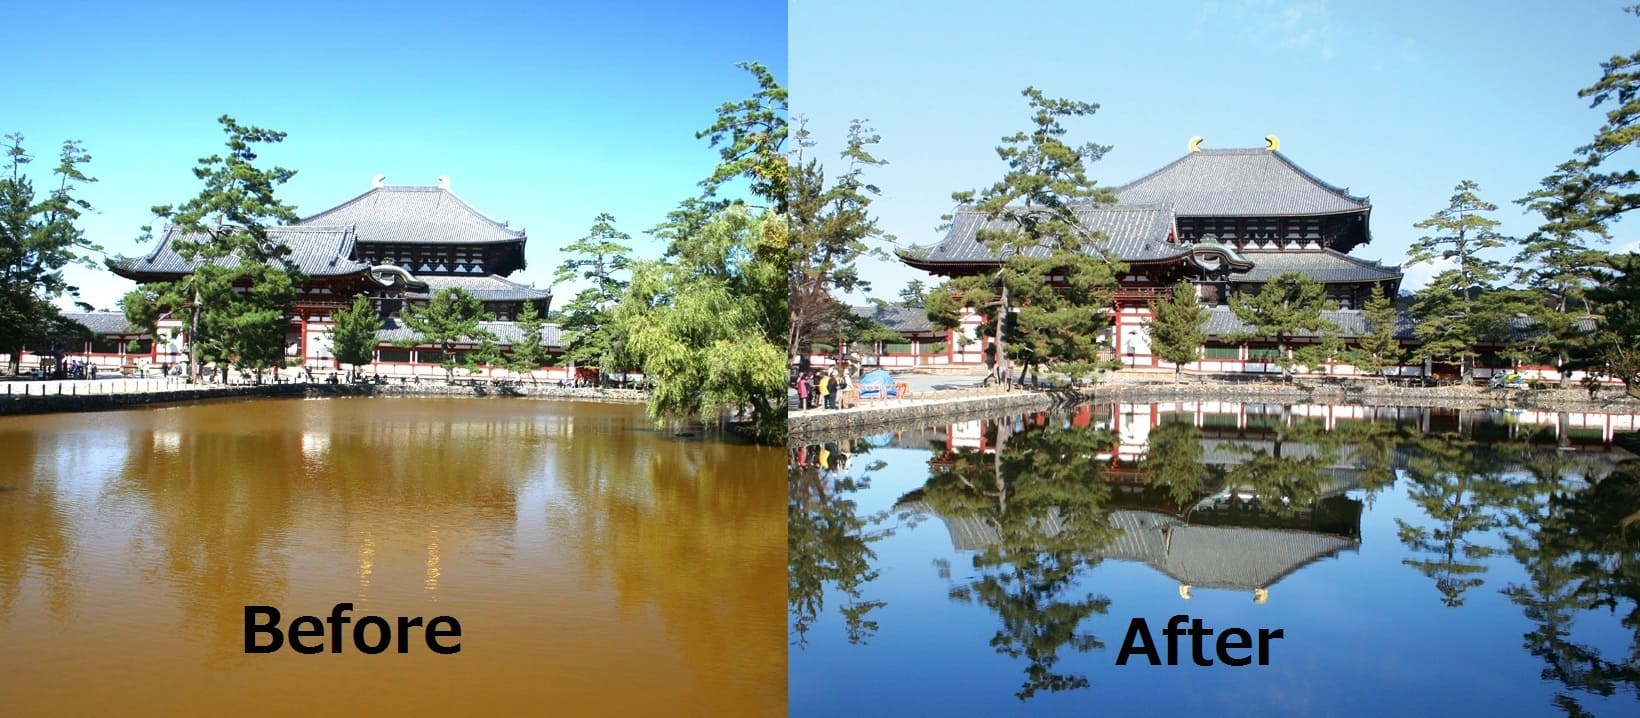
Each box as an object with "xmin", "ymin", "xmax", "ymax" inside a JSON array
[
  {"xmin": 1501, "ymin": 458, "xmax": 1640, "ymax": 716},
  {"xmin": 788, "ymin": 439, "xmax": 894, "ymax": 646},
  {"xmin": 916, "ymin": 418, "xmax": 1120, "ymax": 700},
  {"xmin": 791, "ymin": 404, "xmax": 1640, "ymax": 714}
]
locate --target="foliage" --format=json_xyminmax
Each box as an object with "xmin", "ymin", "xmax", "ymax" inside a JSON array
[
  {"xmin": 920, "ymin": 418, "xmax": 1120, "ymax": 700},
  {"xmin": 1142, "ymin": 419, "xmax": 1211, "ymax": 506},
  {"xmin": 507, "ymin": 300, "xmax": 549, "ymax": 381},
  {"xmin": 897, "ymin": 279, "xmax": 928, "ymax": 308},
  {"xmin": 1146, "ymin": 283, "xmax": 1207, "ymax": 381},
  {"xmin": 554, "ymin": 213, "xmax": 632, "ymax": 381},
  {"xmin": 788, "ymin": 119, "xmax": 890, "ymax": 362},
  {"xmin": 1226, "ymin": 272, "xmax": 1339, "ymax": 380},
  {"xmin": 1518, "ymin": 6, "xmax": 1640, "ymax": 239},
  {"xmin": 1407, "ymin": 180, "xmax": 1511, "ymax": 380},
  {"xmin": 787, "ymin": 444, "xmax": 893, "ymax": 646},
  {"xmin": 329, "ymin": 294, "xmax": 382, "ymax": 378},
  {"xmin": 395, "ymin": 287, "xmax": 494, "ymax": 380},
  {"xmin": 0, "ymin": 134, "xmax": 99, "ymax": 374},
  {"xmin": 1586, "ymin": 252, "xmax": 1640, "ymax": 391},
  {"xmin": 1394, "ymin": 433, "xmax": 1510, "ymax": 607},
  {"xmin": 927, "ymin": 88, "xmax": 1125, "ymax": 384},
  {"xmin": 1347, "ymin": 283, "xmax": 1404, "ymax": 381},
  {"xmin": 133, "ymin": 116, "xmax": 301, "ymax": 382},
  {"xmin": 697, "ymin": 61, "xmax": 788, "ymax": 213},
  {"xmin": 616, "ymin": 207, "xmax": 787, "ymax": 443}
]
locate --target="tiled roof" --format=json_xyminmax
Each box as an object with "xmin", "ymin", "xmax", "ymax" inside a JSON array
[
  {"xmin": 302, "ymin": 185, "xmax": 525, "ymax": 245},
  {"xmin": 109, "ymin": 225, "xmax": 370, "ymax": 277},
  {"xmin": 896, "ymin": 503, "xmax": 1355, "ymax": 590},
  {"xmin": 411, "ymin": 274, "xmax": 551, "ymax": 302},
  {"xmin": 376, "ymin": 318, "xmax": 561, "ymax": 349},
  {"xmin": 1203, "ymin": 306, "xmax": 1417, "ymax": 340},
  {"xmin": 1114, "ymin": 149, "xmax": 1370, "ymax": 217},
  {"xmin": 61, "ymin": 311, "xmax": 145, "ymax": 336},
  {"xmin": 852, "ymin": 304, "xmax": 934, "ymax": 333},
  {"xmin": 900, "ymin": 203, "xmax": 1183, "ymax": 265},
  {"xmin": 1229, "ymin": 249, "xmax": 1401, "ymax": 283}
]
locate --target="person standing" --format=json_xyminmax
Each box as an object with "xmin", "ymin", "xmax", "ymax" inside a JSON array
[
  {"xmin": 796, "ymin": 371, "xmax": 811, "ymax": 410},
  {"xmin": 819, "ymin": 370, "xmax": 832, "ymax": 410}
]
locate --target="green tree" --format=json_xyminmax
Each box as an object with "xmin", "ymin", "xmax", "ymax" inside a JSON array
[
  {"xmin": 1348, "ymin": 283, "xmax": 1404, "ymax": 382},
  {"xmin": 788, "ymin": 119, "xmax": 890, "ymax": 364},
  {"xmin": 554, "ymin": 213, "xmax": 632, "ymax": 383},
  {"xmin": 926, "ymin": 88, "xmax": 1125, "ymax": 385},
  {"xmin": 1408, "ymin": 180, "xmax": 1510, "ymax": 382},
  {"xmin": 897, "ymin": 279, "xmax": 927, "ymax": 308},
  {"xmin": 1227, "ymin": 273, "xmax": 1340, "ymax": 381},
  {"xmin": 1146, "ymin": 283, "xmax": 1207, "ymax": 382},
  {"xmin": 697, "ymin": 61, "xmax": 788, "ymax": 213},
  {"xmin": 0, "ymin": 134, "xmax": 99, "ymax": 376},
  {"xmin": 1395, "ymin": 433, "xmax": 1509, "ymax": 607},
  {"xmin": 617, "ymin": 207, "xmax": 787, "ymax": 443},
  {"xmin": 134, "ymin": 116, "xmax": 302, "ymax": 383},
  {"xmin": 920, "ymin": 420, "xmax": 1122, "ymax": 700},
  {"xmin": 1142, "ymin": 419, "xmax": 1210, "ymax": 506},
  {"xmin": 1519, "ymin": 6, "xmax": 1640, "ymax": 239},
  {"xmin": 506, "ymin": 300, "xmax": 549, "ymax": 382},
  {"xmin": 396, "ymin": 287, "xmax": 494, "ymax": 381},
  {"xmin": 329, "ymin": 294, "xmax": 382, "ymax": 381},
  {"xmin": 1587, "ymin": 252, "xmax": 1640, "ymax": 392}
]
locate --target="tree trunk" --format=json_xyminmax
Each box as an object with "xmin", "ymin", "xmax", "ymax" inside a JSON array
[{"xmin": 189, "ymin": 287, "xmax": 202, "ymax": 383}]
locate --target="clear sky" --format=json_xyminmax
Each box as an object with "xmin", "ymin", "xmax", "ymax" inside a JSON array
[
  {"xmin": 790, "ymin": 0, "xmax": 1640, "ymax": 300},
  {"xmin": 7, "ymin": 0, "xmax": 785, "ymax": 311}
]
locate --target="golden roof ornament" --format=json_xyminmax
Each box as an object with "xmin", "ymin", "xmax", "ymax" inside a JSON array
[
  {"xmin": 1265, "ymin": 135, "xmax": 1280, "ymax": 151},
  {"xmin": 1188, "ymin": 136, "xmax": 1204, "ymax": 153}
]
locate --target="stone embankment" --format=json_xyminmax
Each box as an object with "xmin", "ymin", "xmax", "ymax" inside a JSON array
[
  {"xmin": 0, "ymin": 379, "xmax": 647, "ymax": 416},
  {"xmin": 790, "ymin": 387, "xmax": 1058, "ymax": 440}
]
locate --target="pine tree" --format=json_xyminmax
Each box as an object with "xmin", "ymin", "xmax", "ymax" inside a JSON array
[
  {"xmin": 138, "ymin": 116, "xmax": 301, "ymax": 383},
  {"xmin": 1348, "ymin": 283, "xmax": 1403, "ymax": 382},
  {"xmin": 788, "ymin": 119, "xmax": 891, "ymax": 364},
  {"xmin": 926, "ymin": 87, "xmax": 1125, "ymax": 385},
  {"xmin": 554, "ymin": 213, "xmax": 632, "ymax": 383},
  {"xmin": 0, "ymin": 135, "xmax": 99, "ymax": 376},
  {"xmin": 1228, "ymin": 273, "xmax": 1339, "ymax": 381},
  {"xmin": 1146, "ymin": 282, "xmax": 1206, "ymax": 383},
  {"xmin": 329, "ymin": 294, "xmax": 382, "ymax": 381},
  {"xmin": 396, "ymin": 287, "xmax": 494, "ymax": 381},
  {"xmin": 1408, "ymin": 180, "xmax": 1509, "ymax": 382},
  {"xmin": 507, "ymin": 300, "xmax": 548, "ymax": 383}
]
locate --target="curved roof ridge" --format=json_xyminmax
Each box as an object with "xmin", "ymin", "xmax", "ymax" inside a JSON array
[{"xmin": 1268, "ymin": 150, "xmax": 1369, "ymax": 204}]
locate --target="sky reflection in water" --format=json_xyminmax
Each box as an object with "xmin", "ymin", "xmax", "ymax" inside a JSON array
[{"xmin": 789, "ymin": 402, "xmax": 1640, "ymax": 717}]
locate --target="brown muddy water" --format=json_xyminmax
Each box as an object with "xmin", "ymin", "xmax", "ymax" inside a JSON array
[{"xmin": 0, "ymin": 397, "xmax": 784, "ymax": 717}]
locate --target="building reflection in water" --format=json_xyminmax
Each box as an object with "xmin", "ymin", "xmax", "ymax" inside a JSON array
[{"xmin": 790, "ymin": 401, "xmax": 1640, "ymax": 711}]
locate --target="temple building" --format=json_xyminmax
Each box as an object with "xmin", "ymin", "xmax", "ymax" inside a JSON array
[
  {"xmin": 880, "ymin": 138, "xmax": 1408, "ymax": 374},
  {"xmin": 97, "ymin": 176, "xmax": 559, "ymax": 377}
]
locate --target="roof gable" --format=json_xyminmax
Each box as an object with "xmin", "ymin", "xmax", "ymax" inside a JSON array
[
  {"xmin": 1113, "ymin": 149, "xmax": 1369, "ymax": 217},
  {"xmin": 301, "ymin": 185, "xmax": 525, "ymax": 245}
]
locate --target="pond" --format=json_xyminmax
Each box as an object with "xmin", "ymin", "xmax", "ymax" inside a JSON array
[
  {"xmin": 789, "ymin": 401, "xmax": 1640, "ymax": 717},
  {"xmin": 0, "ymin": 397, "xmax": 785, "ymax": 716}
]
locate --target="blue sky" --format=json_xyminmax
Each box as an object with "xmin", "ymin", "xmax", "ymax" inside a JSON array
[
  {"xmin": 7, "ymin": 0, "xmax": 785, "ymax": 311},
  {"xmin": 790, "ymin": 0, "xmax": 1640, "ymax": 299}
]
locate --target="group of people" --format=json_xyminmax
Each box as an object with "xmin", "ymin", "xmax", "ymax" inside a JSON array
[{"xmin": 793, "ymin": 368, "xmax": 851, "ymax": 410}]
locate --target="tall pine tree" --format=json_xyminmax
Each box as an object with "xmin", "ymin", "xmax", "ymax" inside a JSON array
[
  {"xmin": 1348, "ymin": 283, "xmax": 1403, "ymax": 382},
  {"xmin": 1408, "ymin": 180, "xmax": 1510, "ymax": 382},
  {"xmin": 1146, "ymin": 282, "xmax": 1206, "ymax": 383}
]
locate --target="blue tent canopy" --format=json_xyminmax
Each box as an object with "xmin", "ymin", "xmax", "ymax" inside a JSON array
[{"xmin": 858, "ymin": 369, "xmax": 899, "ymax": 397}]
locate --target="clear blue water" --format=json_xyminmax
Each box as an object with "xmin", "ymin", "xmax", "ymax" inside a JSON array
[{"xmin": 789, "ymin": 402, "xmax": 1640, "ymax": 717}]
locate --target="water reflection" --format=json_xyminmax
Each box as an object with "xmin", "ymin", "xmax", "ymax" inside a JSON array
[
  {"xmin": 789, "ymin": 402, "xmax": 1640, "ymax": 716},
  {"xmin": 0, "ymin": 398, "xmax": 784, "ymax": 717}
]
